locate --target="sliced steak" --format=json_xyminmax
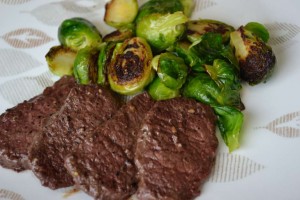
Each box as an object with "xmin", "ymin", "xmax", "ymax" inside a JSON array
[
  {"xmin": 0, "ymin": 76, "xmax": 76, "ymax": 172},
  {"xmin": 134, "ymin": 97, "xmax": 218, "ymax": 200},
  {"xmin": 29, "ymin": 85, "xmax": 122, "ymax": 189},
  {"xmin": 65, "ymin": 93, "xmax": 155, "ymax": 200}
]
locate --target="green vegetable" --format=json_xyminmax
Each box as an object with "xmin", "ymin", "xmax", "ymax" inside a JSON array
[
  {"xmin": 107, "ymin": 37, "xmax": 154, "ymax": 95},
  {"xmin": 244, "ymin": 22, "xmax": 270, "ymax": 43},
  {"xmin": 213, "ymin": 105, "xmax": 244, "ymax": 152},
  {"xmin": 154, "ymin": 52, "xmax": 188, "ymax": 90},
  {"xmin": 135, "ymin": 0, "xmax": 184, "ymax": 23},
  {"xmin": 103, "ymin": 27, "xmax": 134, "ymax": 43},
  {"xmin": 171, "ymin": 41, "xmax": 206, "ymax": 72},
  {"xmin": 136, "ymin": 11, "xmax": 188, "ymax": 52},
  {"xmin": 73, "ymin": 48, "xmax": 99, "ymax": 84},
  {"xmin": 148, "ymin": 77, "xmax": 180, "ymax": 100},
  {"xmin": 97, "ymin": 43, "xmax": 109, "ymax": 85},
  {"xmin": 45, "ymin": 45, "xmax": 77, "ymax": 76},
  {"xmin": 230, "ymin": 25, "xmax": 276, "ymax": 85},
  {"xmin": 104, "ymin": 0, "xmax": 138, "ymax": 28},
  {"xmin": 58, "ymin": 18, "xmax": 102, "ymax": 51},
  {"xmin": 191, "ymin": 32, "xmax": 238, "ymax": 67},
  {"xmin": 183, "ymin": 72, "xmax": 243, "ymax": 110},
  {"xmin": 187, "ymin": 19, "xmax": 235, "ymax": 43},
  {"xmin": 179, "ymin": 0, "xmax": 195, "ymax": 17},
  {"xmin": 205, "ymin": 59, "xmax": 241, "ymax": 90}
]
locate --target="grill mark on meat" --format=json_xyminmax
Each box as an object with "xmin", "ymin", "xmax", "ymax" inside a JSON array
[
  {"xmin": 134, "ymin": 97, "xmax": 218, "ymax": 200},
  {"xmin": 64, "ymin": 93, "xmax": 155, "ymax": 200},
  {"xmin": 28, "ymin": 85, "xmax": 122, "ymax": 189},
  {"xmin": 0, "ymin": 76, "xmax": 76, "ymax": 172}
]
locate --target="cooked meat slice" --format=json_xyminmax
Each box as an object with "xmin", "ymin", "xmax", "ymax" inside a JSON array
[
  {"xmin": 29, "ymin": 85, "xmax": 122, "ymax": 189},
  {"xmin": 134, "ymin": 97, "xmax": 218, "ymax": 200},
  {"xmin": 65, "ymin": 93, "xmax": 155, "ymax": 200},
  {"xmin": 0, "ymin": 76, "xmax": 76, "ymax": 172}
]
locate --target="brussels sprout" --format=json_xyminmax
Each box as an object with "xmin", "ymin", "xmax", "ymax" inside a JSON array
[
  {"xmin": 183, "ymin": 72, "xmax": 243, "ymax": 110},
  {"xmin": 230, "ymin": 26, "xmax": 276, "ymax": 85},
  {"xmin": 104, "ymin": 0, "xmax": 138, "ymax": 28},
  {"xmin": 152, "ymin": 52, "xmax": 188, "ymax": 90},
  {"xmin": 213, "ymin": 105, "xmax": 244, "ymax": 152},
  {"xmin": 187, "ymin": 19, "xmax": 235, "ymax": 43},
  {"xmin": 73, "ymin": 48, "xmax": 99, "ymax": 84},
  {"xmin": 136, "ymin": 11, "xmax": 188, "ymax": 52},
  {"xmin": 135, "ymin": 0, "xmax": 184, "ymax": 23},
  {"xmin": 107, "ymin": 37, "xmax": 154, "ymax": 95},
  {"xmin": 191, "ymin": 32, "xmax": 238, "ymax": 67},
  {"xmin": 171, "ymin": 40, "xmax": 206, "ymax": 72},
  {"xmin": 58, "ymin": 17, "xmax": 102, "ymax": 51},
  {"xmin": 244, "ymin": 22, "xmax": 269, "ymax": 43},
  {"xmin": 97, "ymin": 43, "xmax": 110, "ymax": 85},
  {"xmin": 179, "ymin": 0, "xmax": 195, "ymax": 17},
  {"xmin": 103, "ymin": 27, "xmax": 134, "ymax": 43},
  {"xmin": 205, "ymin": 59, "xmax": 241, "ymax": 90},
  {"xmin": 148, "ymin": 77, "xmax": 180, "ymax": 100},
  {"xmin": 45, "ymin": 45, "xmax": 77, "ymax": 76}
]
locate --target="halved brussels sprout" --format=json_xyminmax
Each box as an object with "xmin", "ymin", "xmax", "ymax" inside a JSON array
[
  {"xmin": 148, "ymin": 77, "xmax": 180, "ymax": 100},
  {"xmin": 152, "ymin": 52, "xmax": 188, "ymax": 90},
  {"xmin": 58, "ymin": 17, "xmax": 102, "ymax": 51},
  {"xmin": 107, "ymin": 37, "xmax": 154, "ymax": 95},
  {"xmin": 45, "ymin": 45, "xmax": 77, "ymax": 76},
  {"xmin": 136, "ymin": 11, "xmax": 188, "ymax": 52},
  {"xmin": 104, "ymin": 0, "xmax": 138, "ymax": 28},
  {"xmin": 73, "ymin": 48, "xmax": 99, "ymax": 84},
  {"xmin": 230, "ymin": 25, "xmax": 276, "ymax": 85},
  {"xmin": 187, "ymin": 19, "xmax": 235, "ymax": 43}
]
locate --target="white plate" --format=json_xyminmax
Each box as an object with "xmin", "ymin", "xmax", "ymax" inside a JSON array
[{"xmin": 0, "ymin": 0, "xmax": 300, "ymax": 200}]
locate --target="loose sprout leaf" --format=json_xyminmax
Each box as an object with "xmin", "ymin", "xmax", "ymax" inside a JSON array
[
  {"xmin": 213, "ymin": 105, "xmax": 244, "ymax": 152},
  {"xmin": 148, "ymin": 77, "xmax": 180, "ymax": 100},
  {"xmin": 245, "ymin": 22, "xmax": 270, "ymax": 43},
  {"xmin": 179, "ymin": 0, "xmax": 195, "ymax": 17}
]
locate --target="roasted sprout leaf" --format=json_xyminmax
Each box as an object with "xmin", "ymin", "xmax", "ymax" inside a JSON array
[
  {"xmin": 245, "ymin": 22, "xmax": 270, "ymax": 43},
  {"xmin": 156, "ymin": 52, "xmax": 188, "ymax": 90},
  {"xmin": 148, "ymin": 77, "xmax": 180, "ymax": 100},
  {"xmin": 213, "ymin": 105, "xmax": 244, "ymax": 152}
]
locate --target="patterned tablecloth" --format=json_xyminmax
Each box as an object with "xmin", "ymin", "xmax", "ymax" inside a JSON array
[{"xmin": 0, "ymin": 0, "xmax": 300, "ymax": 200}]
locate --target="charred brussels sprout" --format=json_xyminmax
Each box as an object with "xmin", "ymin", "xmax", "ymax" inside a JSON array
[
  {"xmin": 107, "ymin": 37, "xmax": 154, "ymax": 95},
  {"xmin": 152, "ymin": 52, "xmax": 188, "ymax": 90},
  {"xmin": 187, "ymin": 19, "xmax": 235, "ymax": 43},
  {"xmin": 148, "ymin": 77, "xmax": 180, "ymax": 100},
  {"xmin": 73, "ymin": 48, "xmax": 99, "ymax": 84},
  {"xmin": 230, "ymin": 25, "xmax": 276, "ymax": 85},
  {"xmin": 136, "ymin": 11, "xmax": 188, "ymax": 52},
  {"xmin": 58, "ymin": 18, "xmax": 102, "ymax": 51},
  {"xmin": 104, "ymin": 0, "xmax": 138, "ymax": 28},
  {"xmin": 45, "ymin": 45, "xmax": 77, "ymax": 76}
]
